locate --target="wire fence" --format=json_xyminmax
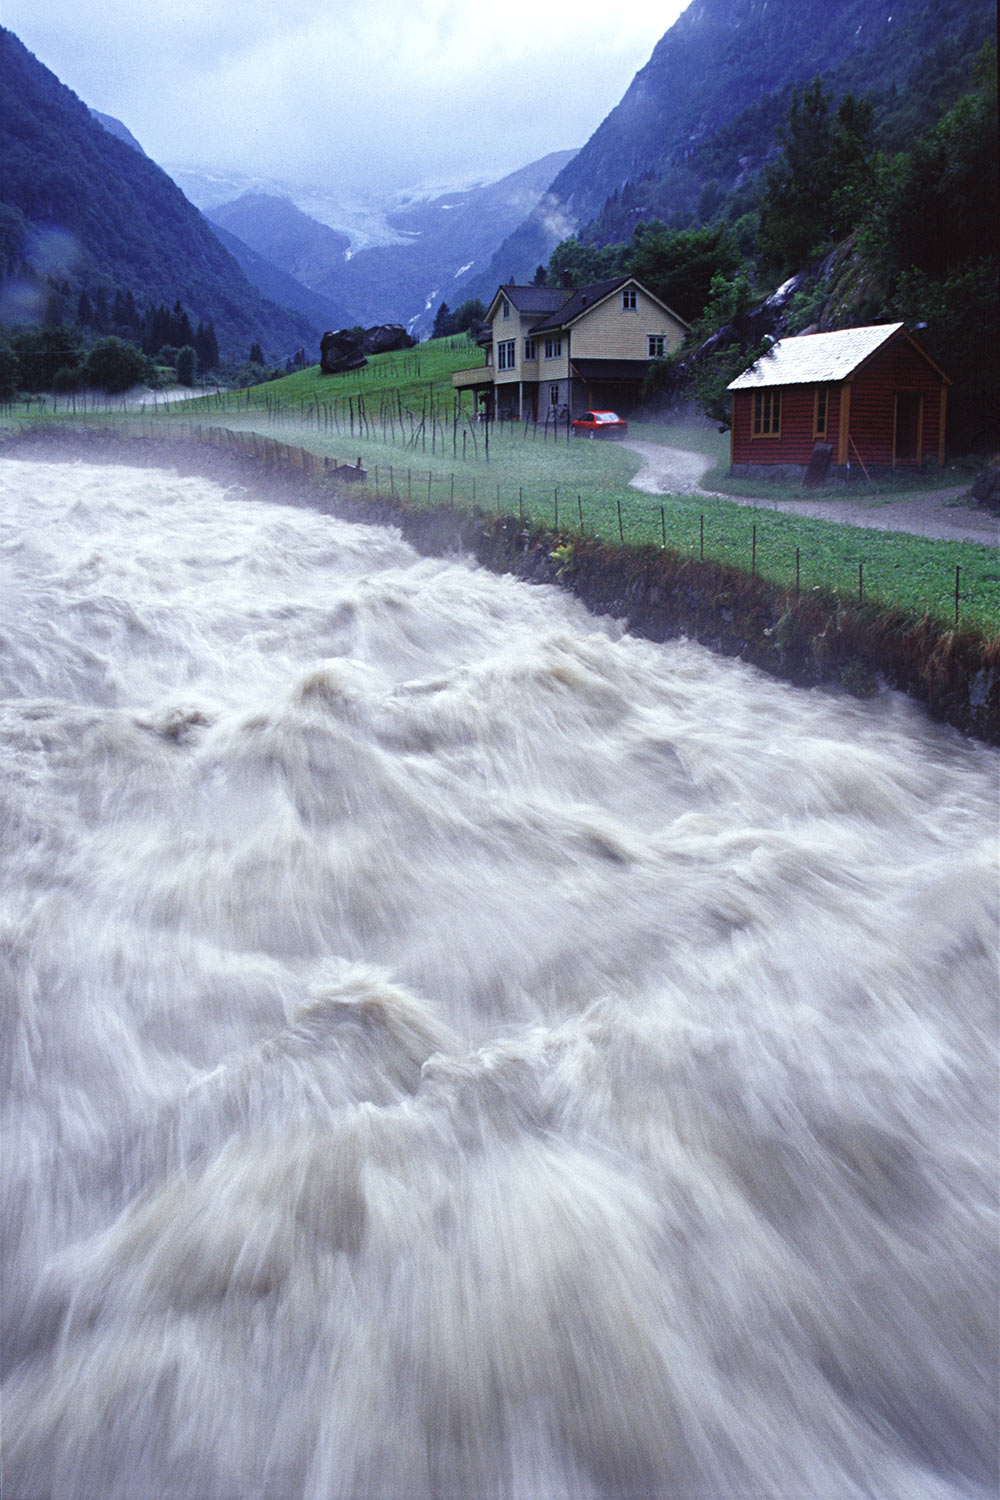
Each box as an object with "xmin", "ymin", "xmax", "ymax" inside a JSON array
[{"xmin": 3, "ymin": 407, "xmax": 995, "ymax": 631}]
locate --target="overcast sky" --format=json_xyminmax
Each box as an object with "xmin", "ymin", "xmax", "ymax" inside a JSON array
[{"xmin": 4, "ymin": 0, "xmax": 692, "ymax": 197}]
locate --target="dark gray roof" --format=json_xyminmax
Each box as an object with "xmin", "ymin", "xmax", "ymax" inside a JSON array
[
  {"xmin": 497, "ymin": 285, "xmax": 572, "ymax": 316},
  {"xmin": 529, "ymin": 278, "xmax": 633, "ymax": 332}
]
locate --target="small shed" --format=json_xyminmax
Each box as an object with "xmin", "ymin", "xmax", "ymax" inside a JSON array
[{"xmin": 727, "ymin": 323, "xmax": 950, "ymax": 475}]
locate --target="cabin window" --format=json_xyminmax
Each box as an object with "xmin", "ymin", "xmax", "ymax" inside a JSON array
[
  {"xmin": 497, "ymin": 339, "xmax": 516, "ymax": 371},
  {"xmin": 752, "ymin": 389, "xmax": 781, "ymax": 437},
  {"xmin": 544, "ymin": 338, "xmax": 562, "ymax": 359},
  {"xmin": 648, "ymin": 334, "xmax": 666, "ymax": 358},
  {"xmin": 622, "ymin": 288, "xmax": 637, "ymax": 310},
  {"xmin": 524, "ymin": 339, "xmax": 536, "ymax": 360},
  {"xmin": 501, "ymin": 298, "xmax": 510, "ymax": 319},
  {"xmin": 814, "ymin": 386, "xmax": 829, "ymax": 437}
]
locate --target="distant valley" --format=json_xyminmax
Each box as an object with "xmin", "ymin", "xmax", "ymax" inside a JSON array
[{"xmin": 193, "ymin": 152, "xmax": 577, "ymax": 337}]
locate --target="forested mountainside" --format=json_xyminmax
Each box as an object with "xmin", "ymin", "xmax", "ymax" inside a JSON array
[
  {"xmin": 209, "ymin": 151, "xmax": 577, "ymax": 335},
  {"xmin": 0, "ymin": 29, "xmax": 322, "ymax": 360},
  {"xmin": 458, "ymin": 0, "xmax": 995, "ymax": 301}
]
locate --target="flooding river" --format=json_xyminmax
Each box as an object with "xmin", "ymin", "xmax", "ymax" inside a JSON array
[{"xmin": 2, "ymin": 458, "xmax": 997, "ymax": 1500}]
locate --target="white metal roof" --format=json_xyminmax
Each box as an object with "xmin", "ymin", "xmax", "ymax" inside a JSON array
[{"xmin": 727, "ymin": 323, "xmax": 905, "ymax": 390}]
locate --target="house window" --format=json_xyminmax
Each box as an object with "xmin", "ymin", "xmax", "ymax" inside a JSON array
[
  {"xmin": 622, "ymin": 288, "xmax": 637, "ymax": 310},
  {"xmin": 550, "ymin": 385, "xmax": 559, "ymax": 406},
  {"xmin": 814, "ymin": 385, "xmax": 829, "ymax": 437},
  {"xmin": 524, "ymin": 339, "xmax": 536, "ymax": 360},
  {"xmin": 501, "ymin": 298, "xmax": 510, "ymax": 319},
  {"xmin": 497, "ymin": 339, "xmax": 516, "ymax": 371},
  {"xmin": 752, "ymin": 389, "xmax": 781, "ymax": 436},
  {"xmin": 544, "ymin": 338, "xmax": 562, "ymax": 359},
  {"xmin": 647, "ymin": 334, "xmax": 666, "ymax": 358}
]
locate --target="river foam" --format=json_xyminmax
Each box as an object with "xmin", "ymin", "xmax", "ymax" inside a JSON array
[{"xmin": 2, "ymin": 458, "xmax": 997, "ymax": 1499}]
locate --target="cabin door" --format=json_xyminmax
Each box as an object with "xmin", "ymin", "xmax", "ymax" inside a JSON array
[{"xmin": 894, "ymin": 391, "xmax": 923, "ymax": 464}]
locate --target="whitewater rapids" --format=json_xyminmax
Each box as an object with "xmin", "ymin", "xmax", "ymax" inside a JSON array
[{"xmin": 1, "ymin": 457, "xmax": 997, "ymax": 1500}]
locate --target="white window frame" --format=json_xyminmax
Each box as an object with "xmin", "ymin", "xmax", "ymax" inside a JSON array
[
  {"xmin": 501, "ymin": 297, "xmax": 510, "ymax": 319},
  {"xmin": 647, "ymin": 334, "xmax": 666, "ymax": 358},
  {"xmin": 622, "ymin": 288, "xmax": 637, "ymax": 311},
  {"xmin": 524, "ymin": 338, "xmax": 537, "ymax": 360},
  {"xmin": 497, "ymin": 339, "xmax": 516, "ymax": 371},
  {"xmin": 544, "ymin": 337, "xmax": 562, "ymax": 359},
  {"xmin": 549, "ymin": 384, "xmax": 559, "ymax": 406}
]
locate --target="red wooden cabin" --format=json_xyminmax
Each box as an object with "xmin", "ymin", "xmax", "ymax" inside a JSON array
[{"xmin": 727, "ymin": 323, "xmax": 949, "ymax": 475}]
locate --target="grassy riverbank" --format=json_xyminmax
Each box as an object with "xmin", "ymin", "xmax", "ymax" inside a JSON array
[
  {"xmin": 3, "ymin": 336, "xmax": 997, "ymax": 632},
  {"xmin": 3, "ymin": 417, "xmax": 998, "ymax": 742}
]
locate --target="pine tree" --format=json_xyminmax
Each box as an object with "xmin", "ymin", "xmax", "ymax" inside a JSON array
[
  {"xmin": 432, "ymin": 302, "xmax": 456, "ymax": 338},
  {"xmin": 195, "ymin": 320, "xmax": 219, "ymax": 373}
]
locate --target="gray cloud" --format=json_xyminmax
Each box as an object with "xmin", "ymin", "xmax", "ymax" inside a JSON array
[{"xmin": 5, "ymin": 0, "xmax": 689, "ymax": 194}]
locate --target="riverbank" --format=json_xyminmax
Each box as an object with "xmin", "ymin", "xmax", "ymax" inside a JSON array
[{"xmin": 3, "ymin": 422, "xmax": 998, "ymax": 744}]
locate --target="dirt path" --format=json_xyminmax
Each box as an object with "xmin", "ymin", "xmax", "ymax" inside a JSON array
[{"xmin": 623, "ymin": 439, "xmax": 998, "ymax": 547}]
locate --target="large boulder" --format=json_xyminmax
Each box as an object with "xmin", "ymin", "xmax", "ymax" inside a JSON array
[
  {"xmin": 970, "ymin": 466, "xmax": 1000, "ymax": 512},
  {"xmin": 320, "ymin": 324, "xmax": 414, "ymax": 372},
  {"xmin": 320, "ymin": 329, "xmax": 367, "ymax": 374},
  {"xmin": 362, "ymin": 324, "xmax": 414, "ymax": 355}
]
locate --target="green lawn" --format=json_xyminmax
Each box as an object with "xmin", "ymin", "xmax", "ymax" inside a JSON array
[{"xmin": 6, "ymin": 336, "xmax": 998, "ymax": 631}]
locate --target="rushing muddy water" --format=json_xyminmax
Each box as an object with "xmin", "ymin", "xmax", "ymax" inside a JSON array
[{"xmin": 2, "ymin": 457, "xmax": 997, "ymax": 1500}]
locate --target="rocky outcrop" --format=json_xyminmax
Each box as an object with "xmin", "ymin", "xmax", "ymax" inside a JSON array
[
  {"xmin": 970, "ymin": 467, "xmax": 1000, "ymax": 512},
  {"xmin": 320, "ymin": 324, "xmax": 414, "ymax": 374}
]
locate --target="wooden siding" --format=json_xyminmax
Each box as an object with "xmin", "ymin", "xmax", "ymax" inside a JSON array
[
  {"xmin": 731, "ymin": 386, "xmax": 840, "ymax": 465},
  {"xmin": 845, "ymin": 339, "xmax": 943, "ymax": 466},
  {"xmin": 571, "ymin": 287, "xmax": 684, "ymax": 361},
  {"xmin": 731, "ymin": 335, "xmax": 946, "ymax": 468}
]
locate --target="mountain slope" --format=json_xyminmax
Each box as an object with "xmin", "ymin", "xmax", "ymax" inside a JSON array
[
  {"xmin": 206, "ymin": 217, "xmax": 351, "ymax": 333},
  {"xmin": 459, "ymin": 0, "xmax": 994, "ymax": 295},
  {"xmin": 209, "ymin": 151, "xmax": 577, "ymax": 334},
  {"xmin": 207, "ymin": 195, "xmax": 352, "ymax": 294},
  {"xmin": 0, "ymin": 28, "xmax": 323, "ymax": 360}
]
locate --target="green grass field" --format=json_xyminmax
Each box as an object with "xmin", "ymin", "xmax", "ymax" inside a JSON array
[{"xmin": 6, "ymin": 335, "xmax": 998, "ymax": 631}]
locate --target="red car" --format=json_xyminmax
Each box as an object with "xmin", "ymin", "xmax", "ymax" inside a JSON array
[{"xmin": 571, "ymin": 410, "xmax": 628, "ymax": 439}]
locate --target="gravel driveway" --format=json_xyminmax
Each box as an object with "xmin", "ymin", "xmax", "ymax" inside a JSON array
[{"xmin": 624, "ymin": 440, "xmax": 998, "ymax": 546}]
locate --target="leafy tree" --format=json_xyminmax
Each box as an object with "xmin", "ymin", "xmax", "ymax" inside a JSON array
[
  {"xmin": 432, "ymin": 302, "xmax": 457, "ymax": 338},
  {"xmin": 877, "ymin": 47, "xmax": 997, "ymax": 282},
  {"xmin": 627, "ymin": 222, "xmax": 741, "ymax": 323},
  {"xmin": 877, "ymin": 49, "xmax": 999, "ymax": 448},
  {"xmin": 175, "ymin": 344, "xmax": 197, "ymax": 386},
  {"xmin": 83, "ymin": 336, "xmax": 150, "ymax": 393},
  {"xmin": 0, "ymin": 345, "xmax": 19, "ymax": 400},
  {"xmin": 691, "ymin": 338, "xmax": 772, "ymax": 430},
  {"xmin": 691, "ymin": 269, "xmax": 756, "ymax": 341},
  {"xmin": 453, "ymin": 298, "xmax": 486, "ymax": 333},
  {"xmin": 9, "ymin": 324, "xmax": 83, "ymax": 389},
  {"xmin": 546, "ymin": 238, "xmax": 627, "ymax": 287},
  {"xmin": 758, "ymin": 80, "xmax": 877, "ymax": 274},
  {"xmin": 52, "ymin": 363, "xmax": 83, "ymax": 393}
]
